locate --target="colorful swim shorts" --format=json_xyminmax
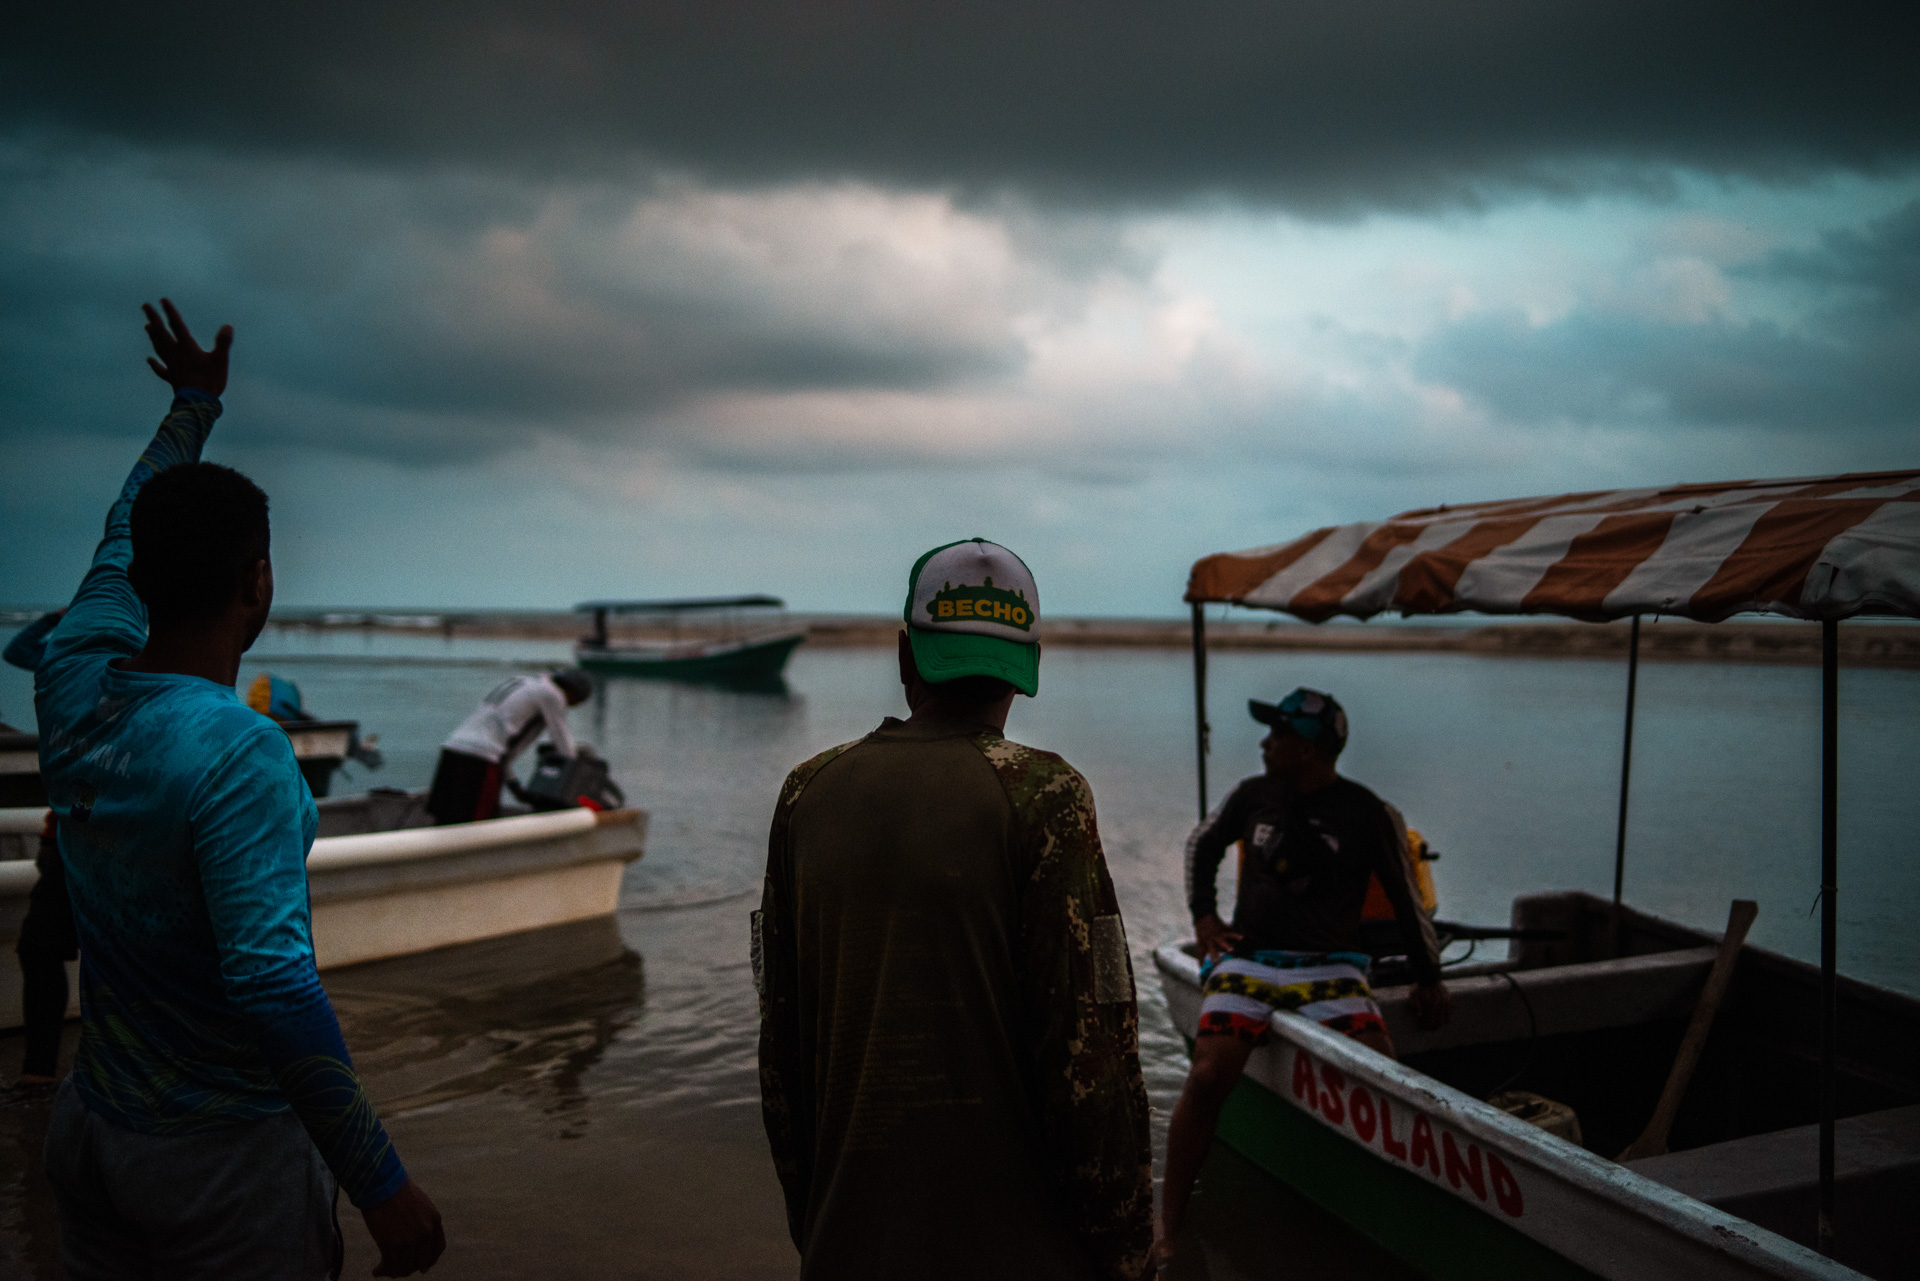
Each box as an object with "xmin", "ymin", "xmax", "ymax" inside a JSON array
[{"xmin": 1197, "ymin": 949, "xmax": 1386, "ymax": 1045}]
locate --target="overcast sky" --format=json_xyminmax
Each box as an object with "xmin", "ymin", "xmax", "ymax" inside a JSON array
[{"xmin": 4, "ymin": 2, "xmax": 1916, "ymax": 616}]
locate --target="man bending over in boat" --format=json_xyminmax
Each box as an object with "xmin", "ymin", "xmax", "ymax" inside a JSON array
[
  {"xmin": 427, "ymin": 668, "xmax": 595, "ymax": 824},
  {"xmin": 32, "ymin": 300, "xmax": 444, "ymax": 1277},
  {"xmin": 1157, "ymin": 687, "xmax": 1450, "ymax": 1261}
]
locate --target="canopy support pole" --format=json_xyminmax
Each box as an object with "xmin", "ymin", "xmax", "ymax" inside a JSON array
[
  {"xmin": 1612, "ymin": 614, "xmax": 1641, "ymax": 909},
  {"xmin": 1191, "ymin": 602, "xmax": 1210, "ymax": 820},
  {"xmin": 1818, "ymin": 618, "xmax": 1838, "ymax": 1255}
]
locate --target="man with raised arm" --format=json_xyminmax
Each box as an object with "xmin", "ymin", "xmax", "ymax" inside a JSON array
[
  {"xmin": 756, "ymin": 539, "xmax": 1155, "ymax": 1280},
  {"xmin": 34, "ymin": 300, "xmax": 445, "ymax": 1279}
]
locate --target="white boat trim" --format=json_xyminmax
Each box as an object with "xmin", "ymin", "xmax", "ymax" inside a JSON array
[
  {"xmin": 311, "ymin": 805, "xmax": 612, "ymax": 871},
  {"xmin": 0, "ymin": 807, "xmax": 47, "ymax": 835},
  {"xmin": 1155, "ymin": 944, "xmax": 1864, "ymax": 1281}
]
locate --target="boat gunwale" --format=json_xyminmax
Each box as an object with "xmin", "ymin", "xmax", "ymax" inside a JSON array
[
  {"xmin": 0, "ymin": 806, "xmax": 49, "ymax": 835},
  {"xmin": 1154, "ymin": 943, "xmax": 1863, "ymax": 1280},
  {"xmin": 1527, "ymin": 889, "xmax": 1920, "ymax": 1027},
  {"xmin": 0, "ymin": 805, "xmax": 647, "ymax": 884},
  {"xmin": 309, "ymin": 806, "xmax": 644, "ymax": 871}
]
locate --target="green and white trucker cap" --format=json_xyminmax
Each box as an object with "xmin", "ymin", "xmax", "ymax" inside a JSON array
[{"xmin": 903, "ymin": 538, "xmax": 1041, "ymax": 696}]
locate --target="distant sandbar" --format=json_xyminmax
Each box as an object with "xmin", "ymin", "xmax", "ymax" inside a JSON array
[{"xmin": 238, "ymin": 610, "xmax": 1920, "ymax": 669}]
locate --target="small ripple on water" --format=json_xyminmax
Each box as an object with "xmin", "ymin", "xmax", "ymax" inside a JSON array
[{"xmin": 621, "ymin": 886, "xmax": 758, "ymax": 913}]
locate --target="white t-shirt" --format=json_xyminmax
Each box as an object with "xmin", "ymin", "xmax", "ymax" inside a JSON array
[{"xmin": 442, "ymin": 674, "xmax": 577, "ymax": 765}]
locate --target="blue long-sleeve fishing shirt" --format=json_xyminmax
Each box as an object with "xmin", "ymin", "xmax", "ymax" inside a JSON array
[
  {"xmin": 33, "ymin": 390, "xmax": 407, "ymax": 1208},
  {"xmin": 3, "ymin": 608, "xmax": 63, "ymax": 673}
]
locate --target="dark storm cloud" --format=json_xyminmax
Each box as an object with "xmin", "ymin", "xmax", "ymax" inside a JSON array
[
  {"xmin": 0, "ymin": 146, "xmax": 1059, "ymax": 461},
  {"xmin": 1416, "ymin": 200, "xmax": 1920, "ymax": 435},
  {"xmin": 6, "ymin": 1, "xmax": 1916, "ymax": 209}
]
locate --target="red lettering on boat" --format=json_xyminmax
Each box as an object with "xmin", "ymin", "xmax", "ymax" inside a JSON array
[
  {"xmin": 1291, "ymin": 1052, "xmax": 1319, "ymax": 1111},
  {"xmin": 1488, "ymin": 1151, "xmax": 1525, "ymax": 1217},
  {"xmin": 1318, "ymin": 1064, "xmax": 1347, "ymax": 1125},
  {"xmin": 1349, "ymin": 1087, "xmax": 1378, "ymax": 1142},
  {"xmin": 1410, "ymin": 1115, "xmax": 1439, "ymax": 1175},
  {"xmin": 1379, "ymin": 1098, "xmax": 1409, "ymax": 1160},
  {"xmin": 1442, "ymin": 1132, "xmax": 1487, "ymax": 1201}
]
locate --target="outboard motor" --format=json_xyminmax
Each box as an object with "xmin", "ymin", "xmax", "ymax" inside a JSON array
[{"xmin": 522, "ymin": 744, "xmax": 627, "ymax": 812}]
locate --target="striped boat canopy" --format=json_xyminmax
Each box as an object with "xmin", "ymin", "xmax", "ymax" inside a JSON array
[{"xmin": 1186, "ymin": 469, "xmax": 1920, "ymax": 624}]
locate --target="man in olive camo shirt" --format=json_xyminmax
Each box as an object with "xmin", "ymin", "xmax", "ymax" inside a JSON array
[{"xmin": 755, "ymin": 539, "xmax": 1154, "ymax": 1280}]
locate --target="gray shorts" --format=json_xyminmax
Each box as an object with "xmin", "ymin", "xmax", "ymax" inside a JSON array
[{"xmin": 43, "ymin": 1080, "xmax": 342, "ymax": 1281}]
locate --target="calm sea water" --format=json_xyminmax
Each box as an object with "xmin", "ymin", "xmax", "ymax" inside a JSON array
[{"xmin": 2, "ymin": 628, "xmax": 1916, "ymax": 1279}]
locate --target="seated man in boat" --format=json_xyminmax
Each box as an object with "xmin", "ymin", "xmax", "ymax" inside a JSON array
[
  {"xmin": 756, "ymin": 539, "xmax": 1155, "ymax": 1280},
  {"xmin": 31, "ymin": 300, "xmax": 443, "ymax": 1277},
  {"xmin": 426, "ymin": 669, "xmax": 594, "ymax": 824},
  {"xmin": 1158, "ymin": 687, "xmax": 1450, "ymax": 1259}
]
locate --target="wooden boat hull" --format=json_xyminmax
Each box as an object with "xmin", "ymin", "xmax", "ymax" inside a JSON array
[
  {"xmin": 1155, "ymin": 944, "xmax": 1862, "ymax": 1281},
  {"xmin": 0, "ymin": 804, "xmax": 647, "ymax": 1028},
  {"xmin": 575, "ymin": 631, "xmax": 803, "ymax": 686}
]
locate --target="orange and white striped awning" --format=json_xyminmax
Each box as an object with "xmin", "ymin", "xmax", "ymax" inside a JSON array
[{"xmin": 1186, "ymin": 469, "xmax": 1920, "ymax": 623}]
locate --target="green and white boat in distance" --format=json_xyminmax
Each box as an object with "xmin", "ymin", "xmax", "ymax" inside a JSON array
[{"xmin": 573, "ymin": 596, "xmax": 806, "ymax": 689}]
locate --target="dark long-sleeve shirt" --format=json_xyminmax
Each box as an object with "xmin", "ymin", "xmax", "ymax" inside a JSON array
[
  {"xmin": 756, "ymin": 718, "xmax": 1154, "ymax": 1280},
  {"xmin": 33, "ymin": 391, "xmax": 406, "ymax": 1207},
  {"xmin": 1185, "ymin": 772, "xmax": 1441, "ymax": 984}
]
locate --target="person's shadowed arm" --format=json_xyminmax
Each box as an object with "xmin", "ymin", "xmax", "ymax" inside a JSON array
[
  {"xmin": 1184, "ymin": 784, "xmax": 1246, "ymax": 962},
  {"xmin": 755, "ymin": 741, "xmax": 854, "ymax": 1249},
  {"xmin": 982, "ymin": 734, "xmax": 1155, "ymax": 1281}
]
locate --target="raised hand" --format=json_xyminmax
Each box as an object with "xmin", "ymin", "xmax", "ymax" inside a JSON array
[{"xmin": 142, "ymin": 298, "xmax": 233, "ymax": 396}]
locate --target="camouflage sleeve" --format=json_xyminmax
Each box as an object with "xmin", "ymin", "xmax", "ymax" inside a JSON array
[
  {"xmin": 755, "ymin": 740, "xmax": 858, "ymax": 1250},
  {"xmin": 975, "ymin": 733, "xmax": 1155, "ymax": 1281}
]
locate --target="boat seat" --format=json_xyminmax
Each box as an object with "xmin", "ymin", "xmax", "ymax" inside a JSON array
[
  {"xmin": 1375, "ymin": 946, "xmax": 1718, "ymax": 1056},
  {"xmin": 1624, "ymin": 1104, "xmax": 1920, "ymax": 1279}
]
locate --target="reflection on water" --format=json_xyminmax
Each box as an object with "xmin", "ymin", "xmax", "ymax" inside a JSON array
[
  {"xmin": 328, "ymin": 917, "xmax": 642, "ymax": 1127},
  {"xmin": 4, "ymin": 637, "xmax": 1917, "ymax": 1279}
]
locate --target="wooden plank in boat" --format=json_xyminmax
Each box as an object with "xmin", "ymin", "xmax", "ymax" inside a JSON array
[{"xmin": 1377, "ymin": 948, "xmax": 1718, "ymax": 1056}]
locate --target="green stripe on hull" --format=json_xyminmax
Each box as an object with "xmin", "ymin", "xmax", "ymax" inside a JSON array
[{"xmin": 1216, "ymin": 1079, "xmax": 1602, "ymax": 1281}]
